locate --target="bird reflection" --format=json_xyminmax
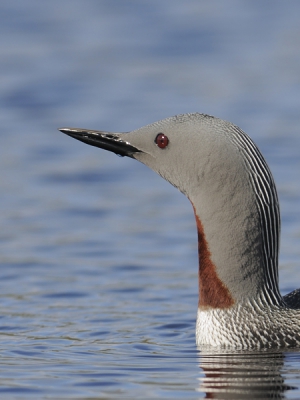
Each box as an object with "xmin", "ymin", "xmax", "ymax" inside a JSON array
[{"xmin": 197, "ymin": 347, "xmax": 297, "ymax": 399}]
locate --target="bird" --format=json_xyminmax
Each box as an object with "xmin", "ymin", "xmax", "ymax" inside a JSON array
[{"xmin": 59, "ymin": 112, "xmax": 300, "ymax": 348}]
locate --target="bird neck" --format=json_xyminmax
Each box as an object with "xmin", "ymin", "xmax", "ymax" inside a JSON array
[
  {"xmin": 190, "ymin": 157, "xmax": 283, "ymax": 310},
  {"xmin": 193, "ymin": 209, "xmax": 234, "ymax": 309},
  {"xmin": 185, "ymin": 127, "xmax": 284, "ymax": 310},
  {"xmin": 192, "ymin": 200, "xmax": 282, "ymax": 309}
]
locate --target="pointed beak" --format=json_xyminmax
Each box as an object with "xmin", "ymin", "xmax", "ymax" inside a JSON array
[{"xmin": 59, "ymin": 127, "xmax": 142, "ymax": 158}]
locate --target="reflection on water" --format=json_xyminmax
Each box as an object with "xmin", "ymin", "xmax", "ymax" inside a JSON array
[{"xmin": 198, "ymin": 349, "xmax": 299, "ymax": 399}]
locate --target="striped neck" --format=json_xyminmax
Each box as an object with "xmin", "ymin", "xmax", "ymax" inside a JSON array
[
  {"xmin": 227, "ymin": 125, "xmax": 282, "ymax": 305},
  {"xmin": 190, "ymin": 124, "xmax": 283, "ymax": 308}
]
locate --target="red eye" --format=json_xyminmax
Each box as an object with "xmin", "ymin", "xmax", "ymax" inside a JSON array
[{"xmin": 155, "ymin": 133, "xmax": 169, "ymax": 149}]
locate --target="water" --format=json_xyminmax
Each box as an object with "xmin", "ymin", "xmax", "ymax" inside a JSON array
[{"xmin": 0, "ymin": 1, "xmax": 300, "ymax": 398}]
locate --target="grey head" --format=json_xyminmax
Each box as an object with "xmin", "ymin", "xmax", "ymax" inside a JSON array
[{"xmin": 60, "ymin": 113, "xmax": 283, "ymax": 310}]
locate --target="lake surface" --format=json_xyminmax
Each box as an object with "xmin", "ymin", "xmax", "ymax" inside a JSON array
[{"xmin": 0, "ymin": 1, "xmax": 300, "ymax": 398}]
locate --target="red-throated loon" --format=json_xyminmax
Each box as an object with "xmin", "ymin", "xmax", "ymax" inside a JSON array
[{"xmin": 60, "ymin": 113, "xmax": 300, "ymax": 348}]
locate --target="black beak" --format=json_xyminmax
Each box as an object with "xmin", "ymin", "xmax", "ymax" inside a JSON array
[{"xmin": 59, "ymin": 127, "xmax": 142, "ymax": 158}]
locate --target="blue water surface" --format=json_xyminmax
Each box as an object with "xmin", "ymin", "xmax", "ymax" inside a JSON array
[{"xmin": 0, "ymin": 1, "xmax": 300, "ymax": 398}]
